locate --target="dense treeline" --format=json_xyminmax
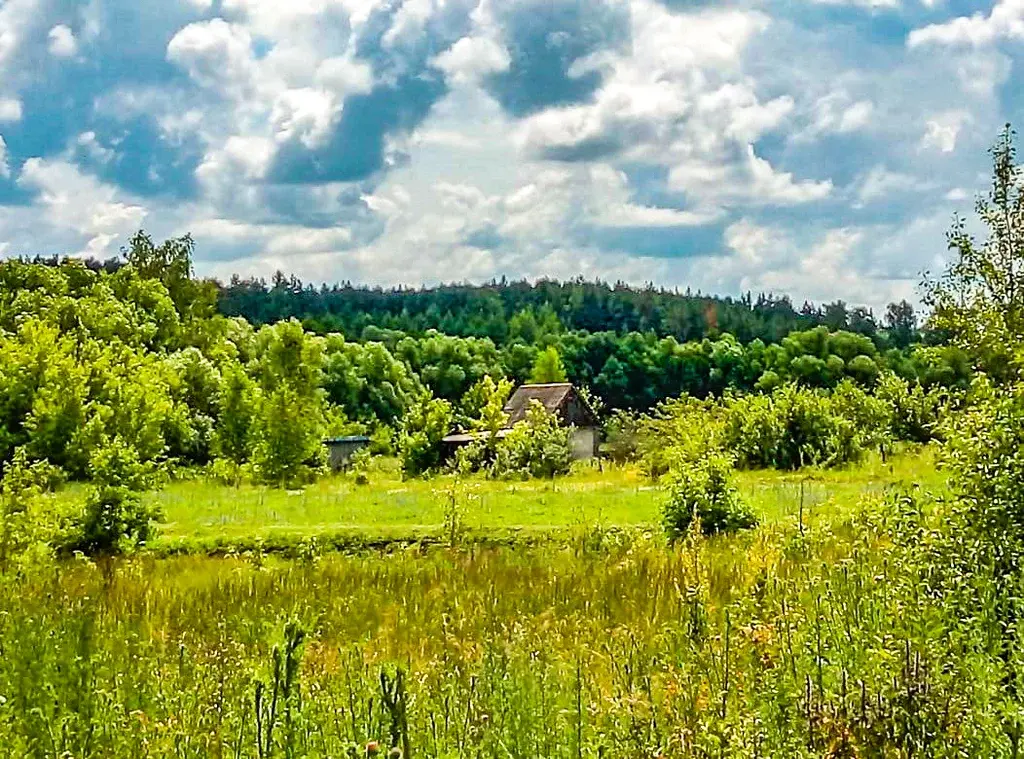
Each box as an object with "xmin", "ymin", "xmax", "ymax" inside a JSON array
[
  {"xmin": 0, "ymin": 232, "xmax": 970, "ymax": 492},
  {"xmin": 217, "ymin": 272, "xmax": 919, "ymax": 347}
]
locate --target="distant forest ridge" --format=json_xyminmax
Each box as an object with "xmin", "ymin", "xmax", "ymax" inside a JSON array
[
  {"xmin": 18, "ymin": 254, "xmax": 917, "ymax": 347},
  {"xmin": 217, "ymin": 272, "xmax": 917, "ymax": 347}
]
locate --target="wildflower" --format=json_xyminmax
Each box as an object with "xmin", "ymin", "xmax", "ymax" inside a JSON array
[
  {"xmin": 366, "ymin": 740, "xmax": 380, "ymax": 756},
  {"xmin": 389, "ymin": 748, "xmax": 403, "ymax": 759}
]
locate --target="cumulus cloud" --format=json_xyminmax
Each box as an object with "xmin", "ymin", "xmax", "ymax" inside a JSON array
[
  {"xmin": 47, "ymin": 24, "xmax": 77, "ymax": 57},
  {"xmin": 909, "ymin": 0, "xmax": 1024, "ymax": 48},
  {"xmin": 433, "ymin": 35, "xmax": 510, "ymax": 85},
  {"xmin": 167, "ymin": 19, "xmax": 257, "ymax": 98},
  {"xmin": 0, "ymin": 0, "xmax": 1011, "ymax": 309},
  {"xmin": 920, "ymin": 111, "xmax": 969, "ymax": 153},
  {"xmin": 0, "ymin": 98, "xmax": 20, "ymax": 122},
  {"xmin": 16, "ymin": 158, "xmax": 148, "ymax": 258}
]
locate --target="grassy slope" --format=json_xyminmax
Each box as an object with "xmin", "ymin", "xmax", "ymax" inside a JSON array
[{"xmin": 130, "ymin": 445, "xmax": 944, "ymax": 551}]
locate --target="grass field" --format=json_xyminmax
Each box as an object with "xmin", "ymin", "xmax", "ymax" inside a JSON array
[
  {"xmin": 90, "ymin": 445, "xmax": 947, "ymax": 553},
  {"xmin": 7, "ymin": 446, "xmax": 1004, "ymax": 756}
]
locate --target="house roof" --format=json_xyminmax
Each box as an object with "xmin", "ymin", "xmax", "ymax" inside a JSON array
[
  {"xmin": 323, "ymin": 435, "xmax": 371, "ymax": 444},
  {"xmin": 503, "ymin": 383, "xmax": 598, "ymax": 427}
]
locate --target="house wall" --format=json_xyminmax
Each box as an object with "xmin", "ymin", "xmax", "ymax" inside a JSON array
[{"xmin": 570, "ymin": 427, "xmax": 599, "ymax": 460}]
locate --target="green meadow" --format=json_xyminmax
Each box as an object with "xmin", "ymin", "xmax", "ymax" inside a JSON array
[{"xmin": 49, "ymin": 445, "xmax": 946, "ymax": 554}]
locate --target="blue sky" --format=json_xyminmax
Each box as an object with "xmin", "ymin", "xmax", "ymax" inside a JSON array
[{"xmin": 0, "ymin": 0, "xmax": 1019, "ymax": 309}]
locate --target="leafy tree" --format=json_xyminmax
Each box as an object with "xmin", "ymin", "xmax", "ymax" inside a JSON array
[
  {"xmin": 925, "ymin": 125, "xmax": 1024, "ymax": 381},
  {"xmin": 323, "ymin": 337, "xmax": 422, "ymax": 425},
  {"xmin": 249, "ymin": 320, "xmax": 327, "ymax": 486},
  {"xmin": 528, "ymin": 346, "xmax": 568, "ymax": 384},
  {"xmin": 885, "ymin": 300, "xmax": 918, "ymax": 349},
  {"xmin": 124, "ymin": 230, "xmax": 216, "ymax": 320},
  {"xmin": 213, "ymin": 363, "xmax": 258, "ymax": 466}
]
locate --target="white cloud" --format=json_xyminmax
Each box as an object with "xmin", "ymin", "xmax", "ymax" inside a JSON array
[
  {"xmin": 16, "ymin": 158, "xmax": 148, "ymax": 258},
  {"xmin": 668, "ymin": 145, "xmax": 831, "ymax": 205},
  {"xmin": 270, "ymin": 87, "xmax": 338, "ymax": 148},
  {"xmin": 167, "ymin": 19, "xmax": 257, "ymax": 98},
  {"xmin": 705, "ymin": 219, "xmax": 914, "ymax": 309},
  {"xmin": 47, "ymin": 24, "xmax": 77, "ymax": 57},
  {"xmin": 433, "ymin": 35, "xmax": 510, "ymax": 85},
  {"xmin": 0, "ymin": 97, "xmax": 20, "ymax": 122},
  {"xmin": 908, "ymin": 0, "xmax": 1024, "ymax": 47},
  {"xmin": 801, "ymin": 93, "xmax": 874, "ymax": 138},
  {"xmin": 0, "ymin": 135, "xmax": 9, "ymax": 179},
  {"xmin": 920, "ymin": 111, "xmax": 969, "ymax": 152},
  {"xmin": 856, "ymin": 166, "xmax": 931, "ymax": 204},
  {"xmin": 809, "ymin": 0, "xmax": 899, "ymax": 7},
  {"xmin": 76, "ymin": 131, "xmax": 115, "ymax": 164}
]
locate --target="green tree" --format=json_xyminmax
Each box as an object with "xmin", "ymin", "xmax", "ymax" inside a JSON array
[
  {"xmin": 925, "ymin": 125, "xmax": 1024, "ymax": 381},
  {"xmin": 124, "ymin": 230, "xmax": 216, "ymax": 320},
  {"xmin": 529, "ymin": 345, "xmax": 568, "ymax": 384},
  {"xmin": 212, "ymin": 363, "xmax": 258, "ymax": 466},
  {"xmin": 885, "ymin": 300, "xmax": 918, "ymax": 349},
  {"xmin": 249, "ymin": 320, "xmax": 327, "ymax": 486}
]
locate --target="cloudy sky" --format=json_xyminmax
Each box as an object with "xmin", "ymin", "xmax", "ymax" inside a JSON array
[{"xmin": 0, "ymin": 0, "xmax": 1018, "ymax": 308}]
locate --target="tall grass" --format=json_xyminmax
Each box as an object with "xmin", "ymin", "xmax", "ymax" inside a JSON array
[{"xmin": 0, "ymin": 489, "xmax": 1006, "ymax": 757}]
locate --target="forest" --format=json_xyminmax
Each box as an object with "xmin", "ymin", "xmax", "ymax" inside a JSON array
[{"xmin": 2, "ymin": 129, "xmax": 1024, "ymax": 756}]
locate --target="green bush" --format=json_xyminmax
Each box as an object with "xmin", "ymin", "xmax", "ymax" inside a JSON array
[
  {"xmin": 662, "ymin": 452, "xmax": 756, "ymax": 538},
  {"xmin": 72, "ymin": 439, "xmax": 161, "ymax": 555},
  {"xmin": 875, "ymin": 371, "xmax": 948, "ymax": 443},
  {"xmin": 491, "ymin": 401, "xmax": 572, "ymax": 479},
  {"xmin": 397, "ymin": 396, "xmax": 454, "ymax": 477},
  {"xmin": 724, "ymin": 384, "xmax": 872, "ymax": 470},
  {"xmin": 637, "ymin": 396, "xmax": 724, "ymax": 480}
]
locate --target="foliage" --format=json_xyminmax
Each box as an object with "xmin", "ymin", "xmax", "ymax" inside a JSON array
[
  {"xmin": 924, "ymin": 125, "xmax": 1024, "ymax": 381},
  {"xmin": 0, "ymin": 449, "xmax": 66, "ymax": 568},
  {"xmin": 397, "ymin": 396, "xmax": 454, "ymax": 477},
  {"xmin": 324, "ymin": 336, "xmax": 423, "ymax": 426},
  {"xmin": 249, "ymin": 320, "xmax": 327, "ymax": 486},
  {"xmin": 72, "ymin": 438, "xmax": 160, "ymax": 555},
  {"xmin": 875, "ymin": 372, "xmax": 948, "ymax": 443},
  {"xmin": 529, "ymin": 345, "xmax": 568, "ymax": 383},
  {"xmin": 491, "ymin": 401, "xmax": 572, "ymax": 479},
  {"xmin": 662, "ymin": 451, "xmax": 757, "ymax": 538},
  {"xmin": 601, "ymin": 409, "xmax": 640, "ymax": 464},
  {"xmin": 723, "ymin": 383, "xmax": 881, "ymax": 470}
]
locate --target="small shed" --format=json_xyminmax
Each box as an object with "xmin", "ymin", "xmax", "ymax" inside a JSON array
[
  {"xmin": 503, "ymin": 383, "xmax": 601, "ymax": 460},
  {"xmin": 442, "ymin": 382, "xmax": 601, "ymax": 461},
  {"xmin": 323, "ymin": 435, "xmax": 370, "ymax": 471}
]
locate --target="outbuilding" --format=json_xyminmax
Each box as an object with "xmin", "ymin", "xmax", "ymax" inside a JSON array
[
  {"xmin": 442, "ymin": 382, "xmax": 601, "ymax": 461},
  {"xmin": 323, "ymin": 435, "xmax": 371, "ymax": 471}
]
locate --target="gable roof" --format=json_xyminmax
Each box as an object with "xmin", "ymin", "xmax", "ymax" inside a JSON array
[{"xmin": 503, "ymin": 383, "xmax": 599, "ymax": 427}]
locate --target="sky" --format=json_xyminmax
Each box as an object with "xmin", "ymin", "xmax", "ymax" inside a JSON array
[{"xmin": 0, "ymin": 0, "xmax": 1019, "ymax": 310}]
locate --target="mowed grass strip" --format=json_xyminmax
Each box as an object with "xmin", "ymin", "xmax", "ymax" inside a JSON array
[{"xmin": 99, "ymin": 445, "xmax": 944, "ymax": 551}]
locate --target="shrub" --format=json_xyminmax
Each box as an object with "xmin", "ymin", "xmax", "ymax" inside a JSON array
[
  {"xmin": 0, "ymin": 449, "xmax": 67, "ymax": 567},
  {"xmin": 397, "ymin": 396, "xmax": 454, "ymax": 477},
  {"xmin": 491, "ymin": 401, "xmax": 572, "ymax": 479},
  {"xmin": 875, "ymin": 371, "xmax": 948, "ymax": 443},
  {"xmin": 724, "ymin": 384, "xmax": 869, "ymax": 470},
  {"xmin": 663, "ymin": 452, "xmax": 756, "ymax": 538},
  {"xmin": 602, "ymin": 409, "xmax": 640, "ymax": 464},
  {"xmin": 72, "ymin": 439, "xmax": 161, "ymax": 555},
  {"xmin": 637, "ymin": 396, "xmax": 724, "ymax": 480}
]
